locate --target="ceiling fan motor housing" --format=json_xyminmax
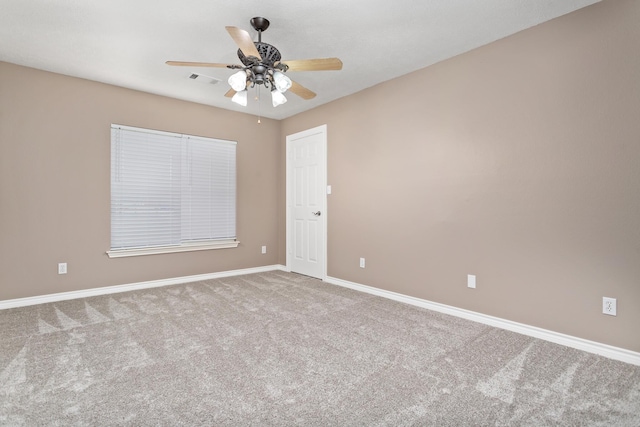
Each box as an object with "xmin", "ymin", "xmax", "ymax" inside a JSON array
[
  {"xmin": 237, "ymin": 42, "xmax": 281, "ymax": 67},
  {"xmin": 237, "ymin": 42, "xmax": 283, "ymax": 86}
]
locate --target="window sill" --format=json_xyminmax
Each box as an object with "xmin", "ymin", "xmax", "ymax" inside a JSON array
[{"xmin": 107, "ymin": 240, "xmax": 240, "ymax": 258}]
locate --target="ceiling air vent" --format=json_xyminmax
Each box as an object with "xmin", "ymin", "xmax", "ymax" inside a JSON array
[{"xmin": 186, "ymin": 73, "xmax": 220, "ymax": 85}]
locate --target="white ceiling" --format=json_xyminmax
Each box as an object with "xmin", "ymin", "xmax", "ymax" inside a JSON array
[{"xmin": 0, "ymin": 0, "xmax": 600, "ymax": 120}]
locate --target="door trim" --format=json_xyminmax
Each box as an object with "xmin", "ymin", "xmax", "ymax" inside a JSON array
[{"xmin": 286, "ymin": 124, "xmax": 328, "ymax": 280}]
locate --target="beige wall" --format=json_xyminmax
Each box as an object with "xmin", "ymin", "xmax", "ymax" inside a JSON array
[
  {"xmin": 0, "ymin": 62, "xmax": 281, "ymax": 300},
  {"xmin": 280, "ymin": 0, "xmax": 640, "ymax": 352}
]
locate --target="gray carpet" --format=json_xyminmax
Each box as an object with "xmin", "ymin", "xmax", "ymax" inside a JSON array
[{"xmin": 1, "ymin": 271, "xmax": 639, "ymax": 426}]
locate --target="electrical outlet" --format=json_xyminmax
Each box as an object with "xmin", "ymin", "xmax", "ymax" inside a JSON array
[
  {"xmin": 261, "ymin": 246, "xmax": 267, "ymax": 254},
  {"xmin": 603, "ymin": 297, "xmax": 617, "ymax": 316},
  {"xmin": 359, "ymin": 258, "xmax": 365, "ymax": 268},
  {"xmin": 467, "ymin": 274, "xmax": 476, "ymax": 289},
  {"xmin": 58, "ymin": 263, "xmax": 67, "ymax": 275}
]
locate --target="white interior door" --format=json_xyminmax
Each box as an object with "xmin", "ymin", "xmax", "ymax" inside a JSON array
[{"xmin": 286, "ymin": 125, "xmax": 327, "ymax": 280}]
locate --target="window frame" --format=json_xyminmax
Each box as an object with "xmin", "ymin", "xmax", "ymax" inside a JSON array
[{"xmin": 107, "ymin": 124, "xmax": 239, "ymax": 258}]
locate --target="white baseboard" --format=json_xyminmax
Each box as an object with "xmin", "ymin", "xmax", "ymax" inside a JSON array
[
  {"xmin": 325, "ymin": 276, "xmax": 640, "ymax": 367},
  {"xmin": 0, "ymin": 265, "xmax": 288, "ymax": 310},
  {"xmin": 3, "ymin": 267, "xmax": 637, "ymax": 366}
]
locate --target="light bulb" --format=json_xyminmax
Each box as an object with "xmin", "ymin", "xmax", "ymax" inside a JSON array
[
  {"xmin": 271, "ymin": 89, "xmax": 287, "ymax": 107},
  {"xmin": 228, "ymin": 70, "xmax": 247, "ymax": 92},
  {"xmin": 231, "ymin": 90, "xmax": 247, "ymax": 106},
  {"xmin": 273, "ymin": 71, "xmax": 292, "ymax": 93}
]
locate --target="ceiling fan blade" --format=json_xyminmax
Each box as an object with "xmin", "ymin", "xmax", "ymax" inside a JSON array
[
  {"xmin": 280, "ymin": 58, "xmax": 343, "ymax": 72},
  {"xmin": 166, "ymin": 61, "xmax": 233, "ymax": 68},
  {"xmin": 226, "ymin": 26, "xmax": 262, "ymax": 60},
  {"xmin": 289, "ymin": 80, "xmax": 317, "ymax": 100},
  {"xmin": 224, "ymin": 88, "xmax": 236, "ymax": 98}
]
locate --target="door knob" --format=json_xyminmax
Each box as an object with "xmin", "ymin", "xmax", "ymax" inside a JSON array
[{"xmin": 312, "ymin": 211, "xmax": 321, "ymax": 216}]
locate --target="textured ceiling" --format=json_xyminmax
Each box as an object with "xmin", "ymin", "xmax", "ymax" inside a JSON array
[{"xmin": 0, "ymin": 0, "xmax": 600, "ymax": 120}]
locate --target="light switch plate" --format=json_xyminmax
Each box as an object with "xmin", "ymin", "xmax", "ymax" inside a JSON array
[{"xmin": 467, "ymin": 274, "xmax": 476, "ymax": 289}]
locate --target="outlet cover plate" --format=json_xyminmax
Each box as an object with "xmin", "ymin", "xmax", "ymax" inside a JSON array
[{"xmin": 603, "ymin": 297, "xmax": 617, "ymax": 316}]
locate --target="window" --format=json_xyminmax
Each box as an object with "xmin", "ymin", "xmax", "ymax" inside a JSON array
[{"xmin": 108, "ymin": 124, "xmax": 238, "ymax": 258}]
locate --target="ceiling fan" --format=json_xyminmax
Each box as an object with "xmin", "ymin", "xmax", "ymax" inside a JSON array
[{"xmin": 166, "ymin": 17, "xmax": 342, "ymax": 107}]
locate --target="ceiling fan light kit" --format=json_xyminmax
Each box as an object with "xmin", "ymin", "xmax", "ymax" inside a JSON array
[
  {"xmin": 228, "ymin": 70, "xmax": 248, "ymax": 92},
  {"xmin": 231, "ymin": 90, "xmax": 248, "ymax": 107},
  {"xmin": 273, "ymin": 71, "xmax": 292, "ymax": 92},
  {"xmin": 271, "ymin": 88, "xmax": 287, "ymax": 107},
  {"xmin": 167, "ymin": 17, "xmax": 343, "ymax": 109}
]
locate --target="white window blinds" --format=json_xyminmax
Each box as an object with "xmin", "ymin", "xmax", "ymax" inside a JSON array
[
  {"xmin": 181, "ymin": 135, "xmax": 236, "ymax": 242},
  {"xmin": 110, "ymin": 125, "xmax": 236, "ymax": 255}
]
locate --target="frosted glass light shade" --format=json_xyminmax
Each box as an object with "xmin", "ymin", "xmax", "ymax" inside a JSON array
[
  {"xmin": 273, "ymin": 71, "xmax": 292, "ymax": 93},
  {"xmin": 228, "ymin": 71, "xmax": 247, "ymax": 92},
  {"xmin": 271, "ymin": 89, "xmax": 287, "ymax": 107},
  {"xmin": 231, "ymin": 90, "xmax": 247, "ymax": 106}
]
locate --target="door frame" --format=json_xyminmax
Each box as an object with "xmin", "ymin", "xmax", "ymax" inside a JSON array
[{"xmin": 285, "ymin": 124, "xmax": 328, "ymax": 280}]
